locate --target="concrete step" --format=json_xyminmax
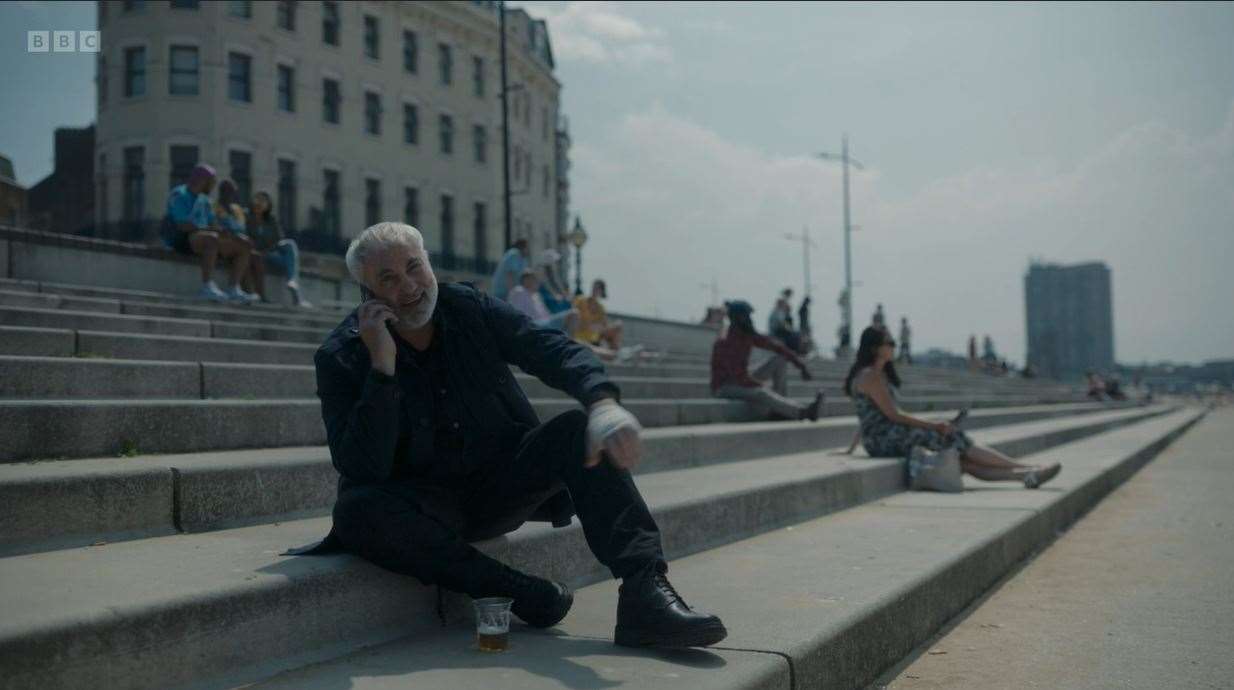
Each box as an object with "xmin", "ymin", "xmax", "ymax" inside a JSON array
[
  {"xmin": 0, "ymin": 409, "xmax": 1175, "ymax": 690},
  {"xmin": 0, "ymin": 305, "xmax": 329, "ymax": 345},
  {"xmin": 0, "ymin": 394, "xmax": 1103, "ymax": 463},
  {"xmin": 0, "ymin": 354, "xmax": 988, "ymax": 401},
  {"xmin": 243, "ymin": 408, "xmax": 1205, "ymax": 690},
  {"xmin": 0, "ymin": 403, "xmax": 1153, "ymax": 557},
  {"xmin": 0, "ymin": 276, "xmax": 350, "ymax": 317}
]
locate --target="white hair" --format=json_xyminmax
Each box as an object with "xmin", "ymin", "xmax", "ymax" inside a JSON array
[{"xmin": 345, "ymin": 222, "xmax": 427, "ymax": 286}]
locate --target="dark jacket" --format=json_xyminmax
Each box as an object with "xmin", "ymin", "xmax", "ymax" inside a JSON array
[{"xmin": 286, "ymin": 282, "xmax": 619, "ymax": 555}]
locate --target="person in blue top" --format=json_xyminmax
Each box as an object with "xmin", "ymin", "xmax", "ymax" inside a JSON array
[
  {"xmin": 489, "ymin": 238, "xmax": 528, "ymax": 302},
  {"xmin": 162, "ymin": 164, "xmax": 256, "ymax": 303},
  {"xmin": 210, "ymin": 179, "xmax": 259, "ymax": 303}
]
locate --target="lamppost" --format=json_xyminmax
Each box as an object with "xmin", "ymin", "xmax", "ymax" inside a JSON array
[
  {"xmin": 782, "ymin": 225, "xmax": 818, "ymax": 298},
  {"xmin": 817, "ymin": 135, "xmax": 865, "ymax": 343},
  {"xmin": 569, "ymin": 216, "xmax": 588, "ymax": 296}
]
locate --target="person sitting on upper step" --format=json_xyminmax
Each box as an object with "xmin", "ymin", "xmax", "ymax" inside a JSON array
[
  {"xmin": 294, "ymin": 221, "xmax": 727, "ymax": 649},
  {"xmin": 711, "ymin": 300, "xmax": 823, "ymax": 422},
  {"xmin": 846, "ymin": 326, "xmax": 1061, "ymax": 489},
  {"xmin": 160, "ymin": 164, "xmax": 255, "ymax": 304},
  {"xmin": 244, "ymin": 190, "xmax": 312, "ymax": 308}
]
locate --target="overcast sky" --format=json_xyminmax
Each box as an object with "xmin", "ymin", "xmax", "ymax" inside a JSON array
[{"xmin": 3, "ymin": 1, "xmax": 1233, "ymax": 365}]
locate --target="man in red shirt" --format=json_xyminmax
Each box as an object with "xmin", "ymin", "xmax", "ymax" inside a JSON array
[{"xmin": 711, "ymin": 300, "xmax": 823, "ymax": 421}]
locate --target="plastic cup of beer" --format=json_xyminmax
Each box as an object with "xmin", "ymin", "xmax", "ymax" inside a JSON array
[{"xmin": 473, "ymin": 597, "xmax": 514, "ymax": 652}]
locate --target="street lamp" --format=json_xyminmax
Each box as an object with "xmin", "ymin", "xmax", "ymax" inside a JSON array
[
  {"xmin": 569, "ymin": 215, "xmax": 588, "ymax": 296},
  {"xmin": 782, "ymin": 226, "xmax": 819, "ymax": 299},
  {"xmin": 817, "ymin": 134, "xmax": 865, "ymax": 349}
]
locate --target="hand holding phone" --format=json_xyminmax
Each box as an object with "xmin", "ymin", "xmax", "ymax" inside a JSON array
[{"xmin": 358, "ymin": 289, "xmax": 397, "ymax": 375}]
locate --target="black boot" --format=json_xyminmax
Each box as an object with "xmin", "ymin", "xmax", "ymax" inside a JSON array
[
  {"xmin": 800, "ymin": 391, "xmax": 825, "ymax": 422},
  {"xmin": 451, "ymin": 553, "xmax": 574, "ymax": 629},
  {"xmin": 614, "ymin": 562, "xmax": 727, "ymax": 648}
]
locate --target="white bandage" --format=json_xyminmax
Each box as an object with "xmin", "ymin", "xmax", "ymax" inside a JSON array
[{"xmin": 586, "ymin": 399, "xmax": 642, "ymax": 459}]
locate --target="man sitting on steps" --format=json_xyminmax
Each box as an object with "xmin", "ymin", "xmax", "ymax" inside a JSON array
[{"xmin": 289, "ymin": 221, "xmax": 727, "ymax": 648}]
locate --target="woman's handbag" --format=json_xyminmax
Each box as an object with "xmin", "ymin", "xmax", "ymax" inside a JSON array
[{"xmin": 907, "ymin": 445, "xmax": 964, "ymax": 493}]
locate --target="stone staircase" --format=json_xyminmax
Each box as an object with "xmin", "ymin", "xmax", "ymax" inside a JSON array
[{"xmin": 0, "ymin": 275, "xmax": 1201, "ymax": 690}]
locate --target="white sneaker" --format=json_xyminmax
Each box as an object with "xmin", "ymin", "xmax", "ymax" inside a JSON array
[
  {"xmin": 287, "ymin": 280, "xmax": 313, "ymax": 308},
  {"xmin": 227, "ymin": 285, "xmax": 259, "ymax": 304},
  {"xmin": 198, "ymin": 281, "xmax": 229, "ymax": 303}
]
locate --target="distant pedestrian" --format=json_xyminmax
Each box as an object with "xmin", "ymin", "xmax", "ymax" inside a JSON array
[
  {"xmin": 711, "ymin": 300, "xmax": 822, "ymax": 421},
  {"xmin": 968, "ymin": 335, "xmax": 978, "ymax": 371},
  {"xmin": 872, "ymin": 303, "xmax": 885, "ymax": 328},
  {"xmin": 490, "ymin": 238, "xmax": 529, "ymax": 302},
  {"xmin": 898, "ymin": 317, "xmax": 912, "ymax": 365}
]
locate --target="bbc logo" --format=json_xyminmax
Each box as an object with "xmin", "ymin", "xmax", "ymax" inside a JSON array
[{"xmin": 27, "ymin": 31, "xmax": 100, "ymax": 53}]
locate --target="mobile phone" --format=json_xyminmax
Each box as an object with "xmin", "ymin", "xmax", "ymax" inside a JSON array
[{"xmin": 951, "ymin": 408, "xmax": 969, "ymax": 427}]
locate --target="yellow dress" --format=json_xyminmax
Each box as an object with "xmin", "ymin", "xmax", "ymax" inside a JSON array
[{"xmin": 572, "ymin": 296, "xmax": 606, "ymax": 344}]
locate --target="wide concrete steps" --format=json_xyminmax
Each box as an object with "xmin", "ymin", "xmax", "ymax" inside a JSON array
[
  {"xmin": 0, "ymin": 403, "xmax": 1149, "ymax": 557},
  {"xmin": 0, "ymin": 354, "xmax": 988, "ymax": 401},
  {"xmin": 247, "ymin": 408, "xmax": 1206, "ymax": 690},
  {"xmin": 0, "ymin": 392, "xmax": 1108, "ymax": 463},
  {"xmin": 0, "ymin": 408, "xmax": 1177, "ymax": 690}
]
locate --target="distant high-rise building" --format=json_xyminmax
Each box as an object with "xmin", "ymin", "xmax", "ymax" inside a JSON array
[{"xmin": 1024, "ymin": 261, "xmax": 1114, "ymax": 379}]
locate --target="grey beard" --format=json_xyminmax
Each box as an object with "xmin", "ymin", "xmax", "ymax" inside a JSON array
[{"xmin": 397, "ymin": 281, "xmax": 438, "ymax": 328}]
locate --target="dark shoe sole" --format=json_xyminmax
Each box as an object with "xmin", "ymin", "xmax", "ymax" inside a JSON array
[{"xmin": 614, "ymin": 619, "xmax": 728, "ymax": 648}]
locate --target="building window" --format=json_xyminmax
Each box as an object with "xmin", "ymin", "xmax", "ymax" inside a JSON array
[
  {"xmin": 168, "ymin": 45, "xmax": 199, "ymax": 96},
  {"xmin": 473, "ymin": 125, "xmax": 486, "ymax": 164},
  {"xmin": 472, "ymin": 55, "xmax": 484, "ymax": 98},
  {"xmin": 169, "ymin": 0, "xmax": 199, "ymax": 9},
  {"xmin": 542, "ymin": 164, "xmax": 550, "ymax": 199},
  {"xmin": 228, "ymin": 52, "xmax": 252, "ymax": 103},
  {"xmin": 277, "ymin": 159, "xmax": 297, "ymax": 231},
  {"xmin": 169, "ymin": 145, "xmax": 199, "ymax": 190},
  {"xmin": 123, "ymin": 1, "xmax": 146, "ymax": 13},
  {"xmin": 404, "ymin": 186, "xmax": 419, "ymax": 227},
  {"xmin": 364, "ymin": 92, "xmax": 382, "ymax": 136},
  {"xmin": 124, "ymin": 46, "xmax": 145, "ymax": 98},
  {"xmin": 228, "ymin": 1, "xmax": 252, "ymax": 18},
  {"xmin": 473, "ymin": 201, "xmax": 487, "ymax": 265},
  {"xmin": 542, "ymin": 106, "xmax": 549, "ymax": 141},
  {"xmin": 403, "ymin": 103, "xmax": 419, "ymax": 145},
  {"xmin": 97, "ymin": 56, "xmax": 107, "ymax": 107},
  {"xmin": 403, "ymin": 30, "xmax": 418, "ymax": 73},
  {"xmin": 122, "ymin": 146, "xmax": 144, "ymax": 223},
  {"xmin": 322, "ymin": 1, "xmax": 340, "ymax": 46},
  {"xmin": 323, "ymin": 78, "xmax": 341, "ymax": 124},
  {"xmin": 440, "ymin": 194, "xmax": 454, "ymax": 258},
  {"xmin": 365, "ymin": 178, "xmax": 382, "ymax": 227},
  {"xmin": 229, "ymin": 150, "xmax": 252, "ymax": 204},
  {"xmin": 98, "ymin": 153, "xmax": 109, "ymax": 227},
  {"xmin": 512, "ymin": 146, "xmax": 521, "ymax": 182},
  {"xmin": 524, "ymin": 152, "xmax": 532, "ymax": 185},
  {"xmin": 439, "ymin": 114, "xmax": 453, "ymax": 155},
  {"xmin": 322, "ymin": 169, "xmax": 340, "ymax": 235},
  {"xmin": 276, "ymin": 0, "xmax": 296, "ymax": 31},
  {"xmin": 363, "ymin": 15, "xmax": 379, "ymax": 60},
  {"xmin": 277, "ymin": 64, "xmax": 295, "ymax": 112},
  {"xmin": 438, "ymin": 43, "xmax": 452, "ymax": 85}
]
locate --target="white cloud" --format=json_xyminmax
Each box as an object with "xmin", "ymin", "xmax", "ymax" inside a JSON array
[
  {"xmin": 574, "ymin": 103, "xmax": 1234, "ymax": 366},
  {"xmin": 525, "ymin": 2, "xmax": 671, "ymax": 65}
]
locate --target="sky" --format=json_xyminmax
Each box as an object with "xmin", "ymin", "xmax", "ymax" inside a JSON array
[{"xmin": 3, "ymin": 1, "xmax": 1233, "ymax": 365}]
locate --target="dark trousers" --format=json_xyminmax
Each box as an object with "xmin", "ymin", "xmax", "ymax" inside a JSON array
[{"xmin": 331, "ymin": 410, "xmax": 664, "ymax": 592}]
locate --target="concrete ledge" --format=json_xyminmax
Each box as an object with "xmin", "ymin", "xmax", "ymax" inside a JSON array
[
  {"xmin": 0, "ymin": 326, "xmax": 75, "ymax": 358},
  {"xmin": 0, "ymin": 306, "xmax": 211, "ymax": 338},
  {"xmin": 0, "ymin": 404, "xmax": 1166, "ymax": 562},
  {"xmin": 0, "ymin": 396, "xmax": 1116, "ymax": 462},
  {"xmin": 0, "ymin": 409, "xmax": 1173, "ymax": 690}
]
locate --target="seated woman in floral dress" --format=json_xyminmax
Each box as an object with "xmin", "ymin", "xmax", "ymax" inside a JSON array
[{"xmin": 846, "ymin": 326, "xmax": 1061, "ymax": 489}]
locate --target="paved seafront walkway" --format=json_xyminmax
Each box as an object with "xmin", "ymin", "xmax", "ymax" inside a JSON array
[{"xmin": 883, "ymin": 406, "xmax": 1234, "ymax": 690}]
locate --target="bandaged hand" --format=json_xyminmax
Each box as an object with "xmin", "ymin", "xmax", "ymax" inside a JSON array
[{"xmin": 584, "ymin": 399, "xmax": 643, "ymax": 470}]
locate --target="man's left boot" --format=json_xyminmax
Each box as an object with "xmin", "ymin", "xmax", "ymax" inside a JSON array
[{"xmin": 613, "ymin": 562, "xmax": 727, "ymax": 648}]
